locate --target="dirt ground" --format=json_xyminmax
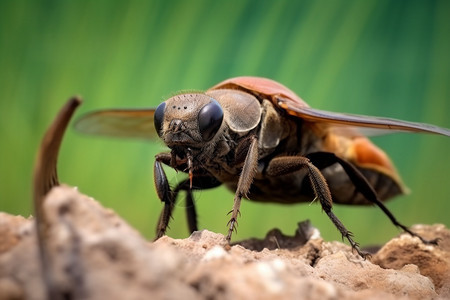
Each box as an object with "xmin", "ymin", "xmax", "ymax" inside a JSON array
[{"xmin": 1, "ymin": 186, "xmax": 449, "ymax": 300}]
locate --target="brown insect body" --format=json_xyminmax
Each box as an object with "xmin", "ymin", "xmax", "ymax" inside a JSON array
[
  {"xmin": 75, "ymin": 76, "xmax": 450, "ymax": 258},
  {"xmin": 207, "ymin": 83, "xmax": 403, "ymax": 206}
]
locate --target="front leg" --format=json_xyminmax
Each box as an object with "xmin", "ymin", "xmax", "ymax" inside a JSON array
[
  {"xmin": 154, "ymin": 152, "xmax": 223, "ymax": 239},
  {"xmin": 170, "ymin": 175, "xmax": 222, "ymax": 234},
  {"xmin": 154, "ymin": 154, "xmax": 175, "ymax": 239},
  {"xmin": 154, "ymin": 152, "xmax": 190, "ymax": 239},
  {"xmin": 226, "ymin": 136, "xmax": 259, "ymax": 242}
]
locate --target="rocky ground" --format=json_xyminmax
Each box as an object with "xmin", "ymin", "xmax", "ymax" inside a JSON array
[{"xmin": 1, "ymin": 186, "xmax": 449, "ymax": 300}]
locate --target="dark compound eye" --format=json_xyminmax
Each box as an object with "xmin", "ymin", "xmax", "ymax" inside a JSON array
[
  {"xmin": 154, "ymin": 102, "xmax": 166, "ymax": 137},
  {"xmin": 198, "ymin": 99, "xmax": 224, "ymax": 141}
]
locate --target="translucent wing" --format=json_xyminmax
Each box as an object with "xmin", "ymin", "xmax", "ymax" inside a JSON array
[
  {"xmin": 277, "ymin": 97, "xmax": 450, "ymax": 137},
  {"xmin": 74, "ymin": 109, "xmax": 157, "ymax": 139}
]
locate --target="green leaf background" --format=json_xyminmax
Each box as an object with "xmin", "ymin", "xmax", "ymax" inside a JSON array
[{"xmin": 1, "ymin": 0, "xmax": 449, "ymax": 246}]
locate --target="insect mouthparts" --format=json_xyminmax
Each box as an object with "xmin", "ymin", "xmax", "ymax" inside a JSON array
[
  {"xmin": 169, "ymin": 119, "xmax": 185, "ymax": 132},
  {"xmin": 187, "ymin": 148, "xmax": 193, "ymax": 189}
]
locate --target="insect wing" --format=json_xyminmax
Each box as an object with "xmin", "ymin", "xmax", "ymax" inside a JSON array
[
  {"xmin": 212, "ymin": 76, "xmax": 450, "ymax": 137},
  {"xmin": 277, "ymin": 97, "xmax": 450, "ymax": 137},
  {"xmin": 74, "ymin": 109, "xmax": 158, "ymax": 139}
]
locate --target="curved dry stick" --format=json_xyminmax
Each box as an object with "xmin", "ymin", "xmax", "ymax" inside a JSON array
[
  {"xmin": 32, "ymin": 97, "xmax": 82, "ymax": 299},
  {"xmin": 33, "ymin": 97, "xmax": 82, "ymax": 212}
]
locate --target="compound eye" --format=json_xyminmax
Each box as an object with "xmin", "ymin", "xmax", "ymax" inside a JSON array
[
  {"xmin": 198, "ymin": 100, "xmax": 224, "ymax": 141},
  {"xmin": 154, "ymin": 102, "xmax": 166, "ymax": 137}
]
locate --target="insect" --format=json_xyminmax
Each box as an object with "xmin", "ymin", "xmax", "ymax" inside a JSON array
[{"xmin": 75, "ymin": 76, "xmax": 450, "ymax": 257}]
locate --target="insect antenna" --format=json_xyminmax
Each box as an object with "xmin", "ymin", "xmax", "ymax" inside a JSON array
[{"xmin": 309, "ymin": 196, "xmax": 318, "ymax": 206}]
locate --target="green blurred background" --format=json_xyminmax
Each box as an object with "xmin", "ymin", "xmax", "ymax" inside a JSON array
[{"xmin": 1, "ymin": 0, "xmax": 449, "ymax": 247}]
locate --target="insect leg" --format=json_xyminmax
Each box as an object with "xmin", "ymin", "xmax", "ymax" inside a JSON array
[
  {"xmin": 154, "ymin": 178, "xmax": 195, "ymax": 237},
  {"xmin": 226, "ymin": 136, "xmax": 259, "ymax": 242},
  {"xmin": 154, "ymin": 153, "xmax": 223, "ymax": 239},
  {"xmin": 306, "ymin": 151, "xmax": 439, "ymax": 245},
  {"xmin": 185, "ymin": 189, "xmax": 196, "ymax": 233},
  {"xmin": 172, "ymin": 176, "xmax": 223, "ymax": 234},
  {"xmin": 154, "ymin": 152, "xmax": 189, "ymax": 238},
  {"xmin": 154, "ymin": 158, "xmax": 175, "ymax": 240},
  {"xmin": 266, "ymin": 156, "xmax": 371, "ymax": 258}
]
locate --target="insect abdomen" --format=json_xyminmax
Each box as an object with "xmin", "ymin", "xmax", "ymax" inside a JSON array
[
  {"xmin": 323, "ymin": 135, "xmax": 407, "ymax": 204},
  {"xmin": 322, "ymin": 164, "xmax": 405, "ymax": 205}
]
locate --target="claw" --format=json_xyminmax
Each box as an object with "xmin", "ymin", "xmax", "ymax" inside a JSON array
[
  {"xmin": 226, "ymin": 218, "xmax": 239, "ymax": 241},
  {"xmin": 400, "ymin": 226, "xmax": 440, "ymax": 246},
  {"xmin": 426, "ymin": 238, "xmax": 441, "ymax": 245}
]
